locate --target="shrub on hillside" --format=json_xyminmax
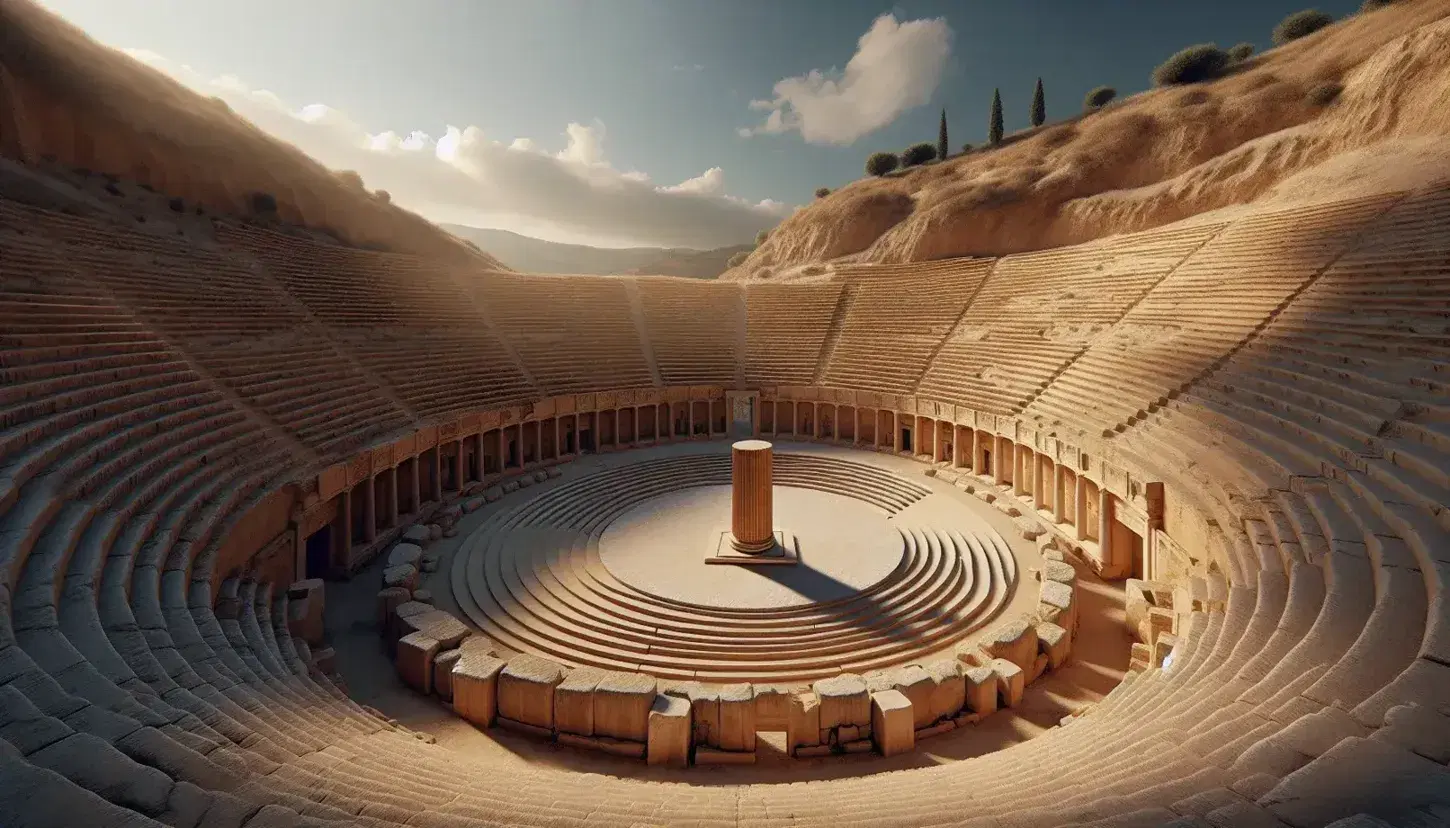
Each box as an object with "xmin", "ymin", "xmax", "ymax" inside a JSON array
[
  {"xmin": 335, "ymin": 169, "xmax": 365, "ymax": 189},
  {"xmin": 755, "ymin": 229, "xmax": 770, "ymax": 246},
  {"xmin": 1228, "ymin": 43, "xmax": 1255, "ymax": 63},
  {"xmin": 901, "ymin": 142, "xmax": 937, "ymax": 168},
  {"xmin": 726, "ymin": 251, "xmax": 749, "ymax": 268},
  {"xmin": 1273, "ymin": 10, "xmax": 1334, "ymax": 45},
  {"xmin": 814, "ymin": 187, "xmax": 831, "ymax": 198},
  {"xmin": 960, "ymin": 142, "xmax": 974, "ymax": 153},
  {"xmin": 374, "ymin": 190, "xmax": 391, "ymax": 204},
  {"xmin": 250, "ymin": 191, "xmax": 278, "ymax": 214},
  {"xmin": 1083, "ymin": 86, "xmax": 1117, "ymax": 111},
  {"xmin": 1307, "ymin": 82, "xmax": 1344, "ymax": 105},
  {"xmin": 1152, "ymin": 44, "xmax": 1231, "ymax": 86},
  {"xmin": 865, "ymin": 152, "xmax": 899, "ymax": 176}
]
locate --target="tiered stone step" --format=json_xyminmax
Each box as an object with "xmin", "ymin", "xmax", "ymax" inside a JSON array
[{"xmin": 451, "ymin": 453, "xmax": 1016, "ymax": 681}]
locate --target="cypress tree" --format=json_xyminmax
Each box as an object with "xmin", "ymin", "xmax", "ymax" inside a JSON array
[
  {"xmin": 1030, "ymin": 77, "xmax": 1046, "ymax": 127},
  {"xmin": 937, "ymin": 108, "xmax": 949, "ymax": 160},
  {"xmin": 988, "ymin": 88, "xmax": 1004, "ymax": 146}
]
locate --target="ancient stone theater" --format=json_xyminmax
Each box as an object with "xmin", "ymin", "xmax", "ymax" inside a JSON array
[{"xmin": 2, "ymin": 1, "xmax": 1450, "ymax": 826}]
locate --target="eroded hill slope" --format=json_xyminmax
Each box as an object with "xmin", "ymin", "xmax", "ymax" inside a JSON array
[{"xmin": 727, "ymin": 0, "xmax": 1450, "ymax": 281}]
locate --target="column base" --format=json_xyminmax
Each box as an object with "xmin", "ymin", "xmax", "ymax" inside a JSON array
[{"xmin": 705, "ymin": 529, "xmax": 798, "ymax": 566}]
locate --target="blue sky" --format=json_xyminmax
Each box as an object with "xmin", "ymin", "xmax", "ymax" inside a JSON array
[{"xmin": 38, "ymin": 0, "xmax": 1366, "ymax": 248}]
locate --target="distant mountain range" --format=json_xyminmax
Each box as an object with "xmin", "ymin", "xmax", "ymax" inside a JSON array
[{"xmin": 442, "ymin": 224, "xmax": 749, "ymax": 279}]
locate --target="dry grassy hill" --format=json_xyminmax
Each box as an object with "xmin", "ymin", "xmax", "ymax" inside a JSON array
[
  {"xmin": 726, "ymin": 0, "xmax": 1450, "ymax": 281},
  {"xmin": 0, "ymin": 0, "xmax": 505, "ymax": 267}
]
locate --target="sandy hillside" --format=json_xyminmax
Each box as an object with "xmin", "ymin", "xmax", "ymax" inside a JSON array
[
  {"xmin": 726, "ymin": 0, "xmax": 1450, "ymax": 282},
  {"xmin": 0, "ymin": 0, "xmax": 504, "ymax": 267}
]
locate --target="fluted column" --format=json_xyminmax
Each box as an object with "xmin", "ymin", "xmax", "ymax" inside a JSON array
[{"xmin": 730, "ymin": 440, "xmax": 775, "ymax": 554}]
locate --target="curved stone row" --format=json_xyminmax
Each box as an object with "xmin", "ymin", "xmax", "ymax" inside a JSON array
[{"xmin": 450, "ymin": 452, "xmax": 1017, "ymax": 682}]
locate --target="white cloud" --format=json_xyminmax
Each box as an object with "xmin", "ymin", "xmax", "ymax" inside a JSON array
[
  {"xmin": 671, "ymin": 63, "xmax": 705, "ymax": 73},
  {"xmin": 740, "ymin": 14, "xmax": 951, "ymax": 146},
  {"xmin": 121, "ymin": 49, "xmax": 788, "ymax": 248}
]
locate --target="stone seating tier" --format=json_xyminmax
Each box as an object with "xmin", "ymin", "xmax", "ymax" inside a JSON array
[{"xmin": 2, "ymin": 179, "xmax": 1449, "ymax": 826}]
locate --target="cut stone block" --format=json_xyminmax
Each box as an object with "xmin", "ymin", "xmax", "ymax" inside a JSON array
[
  {"xmin": 991, "ymin": 659, "xmax": 1025, "ymax": 708},
  {"xmin": 498, "ymin": 654, "xmax": 567, "ymax": 731},
  {"xmin": 870, "ymin": 689, "xmax": 914, "ymax": 758},
  {"xmin": 429, "ymin": 523, "xmax": 442, "ymax": 540},
  {"xmin": 1039, "ymin": 579, "xmax": 1077, "ymax": 632},
  {"xmin": 412, "ymin": 589, "xmax": 433, "ymax": 604},
  {"xmin": 788, "ymin": 692, "xmax": 822, "ymax": 751},
  {"xmin": 716, "ymin": 683, "xmax": 756, "ymax": 753},
  {"xmin": 593, "ymin": 672, "xmax": 657, "ymax": 743},
  {"xmin": 1036, "ymin": 621, "xmax": 1070, "ymax": 670},
  {"xmin": 984, "ymin": 617, "xmax": 1039, "ymax": 674},
  {"xmin": 439, "ymin": 504, "xmax": 463, "ymax": 526},
  {"xmin": 753, "ymin": 684, "xmax": 795, "ymax": 730},
  {"xmin": 1152, "ymin": 633, "xmax": 1177, "ymax": 667},
  {"xmin": 453, "ymin": 652, "xmax": 507, "ymax": 728},
  {"xmin": 554, "ymin": 667, "xmax": 607, "ymax": 738},
  {"xmin": 311, "ymin": 646, "xmax": 336, "ymax": 674},
  {"xmin": 397, "ymin": 608, "xmax": 472, "ymax": 650},
  {"xmin": 376, "ymin": 587, "xmax": 412, "ymax": 630},
  {"xmin": 687, "ymin": 685, "xmax": 721, "ymax": 746},
  {"xmin": 286, "ymin": 579, "xmax": 325, "ymax": 646},
  {"xmin": 387, "ymin": 543, "xmax": 423, "ymax": 569},
  {"xmin": 484, "ymin": 486, "xmax": 503, "ymax": 502},
  {"xmin": 546, "ymin": 466, "xmax": 563, "ymax": 478},
  {"xmin": 891, "ymin": 665, "xmax": 936, "ymax": 729},
  {"xmin": 397, "ymin": 632, "xmax": 441, "ymax": 695},
  {"xmin": 924, "ymin": 659, "xmax": 966, "ymax": 722},
  {"xmin": 1041, "ymin": 559, "xmax": 1074, "ymax": 584},
  {"xmin": 646, "ymin": 693, "xmax": 691, "ymax": 768},
  {"xmin": 965, "ymin": 665, "xmax": 998, "ymax": 716},
  {"xmin": 433, "ymin": 648, "xmax": 463, "ymax": 702},
  {"xmin": 1129, "ymin": 642, "xmax": 1152, "ymax": 673},
  {"xmin": 402, "ymin": 525, "xmax": 431, "ymax": 544},
  {"xmin": 812, "ymin": 674, "xmax": 870, "ymax": 729},
  {"xmin": 383, "ymin": 564, "xmax": 418, "ymax": 591},
  {"xmin": 462, "ymin": 496, "xmax": 485, "ymax": 514}
]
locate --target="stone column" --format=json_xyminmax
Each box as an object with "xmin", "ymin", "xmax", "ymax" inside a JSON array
[
  {"xmin": 854, "ymin": 408, "xmax": 863, "ymax": 446},
  {"xmin": 1034, "ymin": 456, "xmax": 1047, "ymax": 513},
  {"xmin": 730, "ymin": 440, "xmax": 775, "ymax": 554},
  {"xmin": 1075, "ymin": 474, "xmax": 1089, "ymax": 540},
  {"xmin": 1099, "ymin": 489, "xmax": 1115, "ymax": 569},
  {"xmin": 410, "ymin": 458, "xmax": 421, "ymax": 514},
  {"xmin": 1053, "ymin": 464, "xmax": 1067, "ymax": 525},
  {"xmin": 363, "ymin": 476, "xmax": 377, "ymax": 543}
]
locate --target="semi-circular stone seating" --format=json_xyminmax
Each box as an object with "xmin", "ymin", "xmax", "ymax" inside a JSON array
[
  {"xmin": 2, "ymin": 177, "xmax": 1448, "ymax": 827},
  {"xmin": 449, "ymin": 451, "xmax": 1018, "ymax": 682}
]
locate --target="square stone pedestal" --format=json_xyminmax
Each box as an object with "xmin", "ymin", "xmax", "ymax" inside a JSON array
[{"xmin": 705, "ymin": 529, "xmax": 799, "ymax": 566}]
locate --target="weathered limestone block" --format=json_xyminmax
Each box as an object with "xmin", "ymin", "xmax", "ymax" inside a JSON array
[
  {"xmin": 1124, "ymin": 578, "xmax": 1153, "ymax": 637},
  {"xmin": 1036, "ymin": 621, "xmax": 1070, "ymax": 670},
  {"xmin": 311, "ymin": 646, "xmax": 337, "ymax": 675},
  {"xmin": 990, "ymin": 658, "xmax": 1025, "ymax": 708},
  {"xmin": 532, "ymin": 470, "xmax": 548, "ymax": 483},
  {"xmin": 1039, "ymin": 579, "xmax": 1077, "ymax": 633},
  {"xmin": 686, "ymin": 684, "xmax": 721, "ymax": 745},
  {"xmin": 660, "ymin": 680, "xmax": 702, "ymax": 700},
  {"xmin": 397, "ymin": 608, "xmax": 471, "ymax": 650},
  {"xmin": 753, "ymin": 684, "xmax": 796, "ymax": 730},
  {"xmin": 502, "ymin": 480, "xmax": 520, "ymax": 494},
  {"xmin": 546, "ymin": 466, "xmax": 563, "ymax": 478},
  {"xmin": 1129, "ymin": 642, "xmax": 1152, "ymax": 673},
  {"xmin": 286, "ymin": 579, "xmax": 325, "ymax": 646},
  {"xmin": 646, "ymin": 694, "xmax": 691, "ymax": 768},
  {"xmin": 891, "ymin": 665, "xmax": 936, "ymax": 729},
  {"xmin": 412, "ymin": 589, "xmax": 433, "ymax": 604},
  {"xmin": 402, "ymin": 524, "xmax": 431, "ymax": 544},
  {"xmin": 593, "ymin": 672, "xmax": 657, "ymax": 743},
  {"xmin": 924, "ymin": 659, "xmax": 966, "ymax": 722},
  {"xmin": 965, "ymin": 665, "xmax": 998, "ymax": 717},
  {"xmin": 498, "ymin": 654, "xmax": 567, "ymax": 730},
  {"xmin": 383, "ymin": 564, "xmax": 418, "ymax": 592},
  {"xmin": 716, "ymin": 683, "xmax": 756, "ymax": 752},
  {"xmin": 870, "ymin": 689, "xmax": 914, "ymax": 757},
  {"xmin": 553, "ymin": 667, "xmax": 607, "ymax": 737},
  {"xmin": 984, "ymin": 617, "xmax": 1039, "ymax": 675},
  {"xmin": 1043, "ymin": 560, "xmax": 1077, "ymax": 586},
  {"xmin": 484, "ymin": 485, "xmax": 504, "ymax": 502},
  {"xmin": 429, "ymin": 523, "xmax": 443, "ymax": 540},
  {"xmin": 1143, "ymin": 606, "xmax": 1176, "ymax": 647},
  {"xmin": 420, "ymin": 553, "xmax": 440, "ymax": 574},
  {"xmin": 952, "ymin": 640, "xmax": 991, "ymax": 669},
  {"xmin": 787, "ymin": 692, "xmax": 821, "ymax": 751},
  {"xmin": 397, "ymin": 632, "xmax": 441, "ymax": 695},
  {"xmin": 433, "ymin": 648, "xmax": 463, "ymax": 702},
  {"xmin": 387, "ymin": 600, "xmax": 435, "ymax": 650},
  {"xmin": 462, "ymin": 496, "xmax": 485, "ymax": 514},
  {"xmin": 376, "ymin": 587, "xmax": 412, "ymax": 629},
  {"xmin": 387, "ymin": 543, "xmax": 423, "ymax": 569},
  {"xmin": 453, "ymin": 652, "xmax": 507, "ymax": 727},
  {"xmin": 812, "ymin": 674, "xmax": 870, "ymax": 729},
  {"xmin": 517, "ymin": 474, "xmax": 534, "ymax": 488},
  {"xmin": 439, "ymin": 504, "xmax": 463, "ymax": 527}
]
